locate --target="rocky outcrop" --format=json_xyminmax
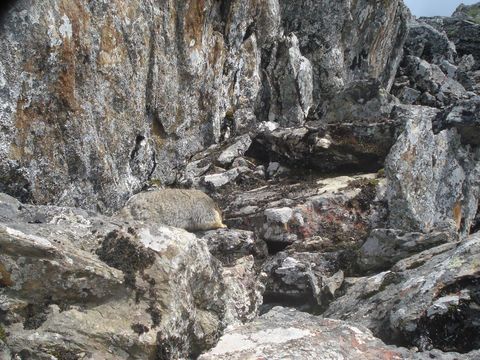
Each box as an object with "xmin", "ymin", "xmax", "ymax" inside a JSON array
[
  {"xmin": 3, "ymin": 0, "xmax": 480, "ymax": 359},
  {"xmin": 199, "ymin": 307, "xmax": 480, "ymax": 359},
  {"xmin": 0, "ymin": 194, "xmax": 262, "ymax": 358},
  {"xmin": 0, "ymin": 0, "xmax": 409, "ymax": 212},
  {"xmin": 325, "ymin": 232, "xmax": 480, "ymax": 354},
  {"xmin": 385, "ymin": 105, "xmax": 480, "ymax": 236}
]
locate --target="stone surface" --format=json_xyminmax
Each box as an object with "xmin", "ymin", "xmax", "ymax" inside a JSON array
[
  {"xmin": 201, "ymin": 228, "xmax": 268, "ymax": 266},
  {"xmin": 434, "ymin": 97, "xmax": 480, "ymax": 145},
  {"xmin": 2, "ymin": 0, "xmax": 480, "ymax": 358},
  {"xmin": 217, "ymin": 135, "xmax": 253, "ymax": 166},
  {"xmin": 199, "ymin": 307, "xmax": 480, "ymax": 360},
  {"xmin": 0, "ymin": 196, "xmax": 262, "ymax": 359},
  {"xmin": 0, "ymin": 0, "xmax": 409, "ymax": 213},
  {"xmin": 385, "ymin": 105, "xmax": 480, "ymax": 237},
  {"xmin": 262, "ymin": 251, "xmax": 344, "ymax": 312},
  {"xmin": 357, "ymin": 228, "xmax": 457, "ymax": 272},
  {"xmin": 325, "ymin": 232, "xmax": 480, "ymax": 353},
  {"xmin": 405, "ymin": 20, "xmax": 457, "ymax": 64},
  {"xmin": 223, "ymin": 173, "xmax": 384, "ymax": 249}
]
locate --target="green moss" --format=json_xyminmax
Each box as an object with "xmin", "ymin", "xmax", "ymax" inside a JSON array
[
  {"xmin": 147, "ymin": 178, "xmax": 163, "ymax": 188},
  {"xmin": 225, "ymin": 109, "xmax": 235, "ymax": 120},
  {"xmin": 0, "ymin": 325, "xmax": 6, "ymax": 342},
  {"xmin": 376, "ymin": 168, "xmax": 385, "ymax": 178}
]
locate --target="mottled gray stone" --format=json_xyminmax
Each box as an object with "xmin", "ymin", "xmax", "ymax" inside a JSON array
[
  {"xmin": 386, "ymin": 105, "xmax": 480, "ymax": 236},
  {"xmin": 200, "ymin": 307, "xmax": 479, "ymax": 360},
  {"xmin": 325, "ymin": 232, "xmax": 480, "ymax": 353},
  {"xmin": 357, "ymin": 228, "xmax": 457, "ymax": 272}
]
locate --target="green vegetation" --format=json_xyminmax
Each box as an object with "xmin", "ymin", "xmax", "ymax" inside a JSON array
[{"xmin": 0, "ymin": 325, "xmax": 6, "ymax": 342}]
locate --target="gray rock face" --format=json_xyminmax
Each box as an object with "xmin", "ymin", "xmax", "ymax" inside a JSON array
[
  {"xmin": 405, "ymin": 20, "xmax": 457, "ymax": 64},
  {"xmin": 277, "ymin": 0, "xmax": 409, "ymax": 100},
  {"xmin": 434, "ymin": 97, "xmax": 480, "ymax": 146},
  {"xmin": 0, "ymin": 0, "xmax": 409, "ymax": 214},
  {"xmin": 3, "ymin": 0, "xmax": 480, "ymax": 358},
  {"xmin": 199, "ymin": 306, "xmax": 480, "ymax": 360},
  {"xmin": 262, "ymin": 251, "xmax": 344, "ymax": 312},
  {"xmin": 385, "ymin": 105, "xmax": 480, "ymax": 236},
  {"xmin": 357, "ymin": 228, "xmax": 457, "ymax": 272},
  {"xmin": 325, "ymin": 232, "xmax": 480, "ymax": 354},
  {"xmin": 0, "ymin": 196, "xmax": 262, "ymax": 359},
  {"xmin": 265, "ymin": 33, "xmax": 313, "ymax": 127}
]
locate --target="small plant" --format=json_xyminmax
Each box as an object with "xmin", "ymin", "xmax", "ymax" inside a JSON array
[{"xmin": 0, "ymin": 325, "xmax": 7, "ymax": 342}]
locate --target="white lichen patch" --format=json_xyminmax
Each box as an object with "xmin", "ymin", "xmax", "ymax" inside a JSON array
[
  {"xmin": 208, "ymin": 327, "xmax": 311, "ymax": 355},
  {"xmin": 59, "ymin": 14, "xmax": 73, "ymax": 40}
]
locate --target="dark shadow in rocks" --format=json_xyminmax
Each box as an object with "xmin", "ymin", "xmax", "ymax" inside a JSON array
[
  {"xmin": 413, "ymin": 277, "xmax": 480, "ymax": 353},
  {"xmin": 0, "ymin": 0, "xmax": 17, "ymax": 21},
  {"xmin": 265, "ymin": 241, "xmax": 290, "ymax": 255},
  {"xmin": 260, "ymin": 293, "xmax": 322, "ymax": 316}
]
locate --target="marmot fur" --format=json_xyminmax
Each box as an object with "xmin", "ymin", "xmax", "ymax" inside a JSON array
[{"xmin": 119, "ymin": 189, "xmax": 226, "ymax": 231}]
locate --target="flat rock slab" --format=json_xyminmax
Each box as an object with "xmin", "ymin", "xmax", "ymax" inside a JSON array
[{"xmin": 199, "ymin": 307, "xmax": 478, "ymax": 360}]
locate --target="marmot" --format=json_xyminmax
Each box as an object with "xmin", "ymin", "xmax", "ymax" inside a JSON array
[{"xmin": 119, "ymin": 189, "xmax": 226, "ymax": 231}]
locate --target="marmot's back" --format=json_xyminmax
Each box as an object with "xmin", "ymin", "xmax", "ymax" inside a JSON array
[{"xmin": 119, "ymin": 189, "xmax": 226, "ymax": 231}]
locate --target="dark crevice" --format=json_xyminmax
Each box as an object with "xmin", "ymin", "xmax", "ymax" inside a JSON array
[
  {"xmin": 470, "ymin": 203, "xmax": 480, "ymax": 234},
  {"xmin": 265, "ymin": 241, "xmax": 290, "ymax": 255},
  {"xmin": 243, "ymin": 22, "xmax": 256, "ymax": 42},
  {"xmin": 130, "ymin": 135, "xmax": 146, "ymax": 161},
  {"xmin": 0, "ymin": 0, "xmax": 16, "ymax": 22}
]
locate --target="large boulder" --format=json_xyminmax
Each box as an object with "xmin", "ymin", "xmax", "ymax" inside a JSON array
[
  {"xmin": 0, "ymin": 195, "xmax": 262, "ymax": 359},
  {"xmin": 385, "ymin": 105, "xmax": 480, "ymax": 237},
  {"xmin": 404, "ymin": 20, "xmax": 457, "ymax": 64},
  {"xmin": 433, "ymin": 97, "xmax": 480, "ymax": 146},
  {"xmin": 199, "ymin": 306, "xmax": 480, "ymax": 360},
  {"xmin": 277, "ymin": 0, "xmax": 409, "ymax": 100},
  {"xmin": 325, "ymin": 232, "xmax": 480, "ymax": 354}
]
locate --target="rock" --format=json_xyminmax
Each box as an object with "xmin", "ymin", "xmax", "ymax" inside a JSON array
[
  {"xmin": 199, "ymin": 307, "xmax": 479, "ymax": 360},
  {"xmin": 434, "ymin": 97, "xmax": 480, "ymax": 145},
  {"xmin": 224, "ymin": 173, "xmax": 384, "ymax": 250},
  {"xmin": 119, "ymin": 189, "xmax": 226, "ymax": 231},
  {"xmin": 0, "ymin": 196, "xmax": 262, "ymax": 358},
  {"xmin": 201, "ymin": 166, "xmax": 251, "ymax": 190},
  {"xmin": 395, "ymin": 55, "xmax": 468, "ymax": 108},
  {"xmin": 453, "ymin": 3, "xmax": 480, "ymax": 24},
  {"xmin": 398, "ymin": 87, "xmax": 421, "ymax": 104},
  {"xmin": 357, "ymin": 228, "xmax": 458, "ymax": 273},
  {"xmin": 405, "ymin": 19, "xmax": 457, "ymax": 64},
  {"xmin": 0, "ymin": 0, "xmax": 409, "ymax": 212},
  {"xmin": 217, "ymin": 135, "xmax": 253, "ymax": 166},
  {"xmin": 262, "ymin": 251, "xmax": 344, "ymax": 311},
  {"xmin": 265, "ymin": 33, "xmax": 313, "ymax": 127},
  {"xmin": 422, "ymin": 16, "xmax": 480, "ymax": 65},
  {"xmin": 221, "ymin": 256, "xmax": 265, "ymax": 324},
  {"xmin": 201, "ymin": 228, "xmax": 268, "ymax": 266},
  {"xmin": 321, "ymin": 80, "xmax": 399, "ymax": 124},
  {"xmin": 385, "ymin": 105, "xmax": 480, "ymax": 236},
  {"xmin": 277, "ymin": 0, "xmax": 409, "ymax": 100},
  {"xmin": 251, "ymin": 120, "xmax": 401, "ymax": 174},
  {"xmin": 325, "ymin": 232, "xmax": 480, "ymax": 354}
]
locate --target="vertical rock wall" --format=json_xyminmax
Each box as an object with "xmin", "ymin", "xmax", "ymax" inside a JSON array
[{"xmin": 0, "ymin": 0, "xmax": 408, "ymax": 213}]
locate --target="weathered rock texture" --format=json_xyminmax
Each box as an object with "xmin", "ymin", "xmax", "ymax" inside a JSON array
[
  {"xmin": 0, "ymin": 0, "xmax": 409, "ymax": 212},
  {"xmin": 3, "ymin": 0, "xmax": 480, "ymax": 359},
  {"xmin": 199, "ymin": 307, "xmax": 480, "ymax": 360},
  {"xmin": 0, "ymin": 194, "xmax": 262, "ymax": 359}
]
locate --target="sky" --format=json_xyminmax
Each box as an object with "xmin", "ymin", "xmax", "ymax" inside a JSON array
[{"xmin": 404, "ymin": 0, "xmax": 479, "ymax": 17}]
